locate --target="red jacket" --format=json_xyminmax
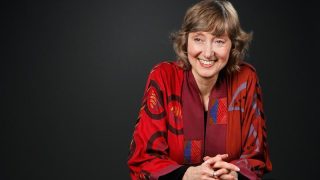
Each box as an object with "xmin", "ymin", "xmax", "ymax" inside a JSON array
[{"xmin": 128, "ymin": 61, "xmax": 272, "ymax": 180}]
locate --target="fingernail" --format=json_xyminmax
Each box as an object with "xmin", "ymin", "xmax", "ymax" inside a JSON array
[{"xmin": 236, "ymin": 167, "xmax": 240, "ymax": 171}]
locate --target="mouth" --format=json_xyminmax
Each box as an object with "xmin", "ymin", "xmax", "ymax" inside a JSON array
[{"xmin": 197, "ymin": 58, "xmax": 218, "ymax": 66}]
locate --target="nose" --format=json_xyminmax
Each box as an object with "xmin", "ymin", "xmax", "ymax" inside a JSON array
[{"xmin": 203, "ymin": 42, "xmax": 214, "ymax": 59}]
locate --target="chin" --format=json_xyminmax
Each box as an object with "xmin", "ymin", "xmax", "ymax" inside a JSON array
[{"xmin": 199, "ymin": 72, "xmax": 217, "ymax": 79}]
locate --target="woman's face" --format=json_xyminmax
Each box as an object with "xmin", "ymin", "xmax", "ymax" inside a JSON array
[{"xmin": 187, "ymin": 31, "xmax": 232, "ymax": 81}]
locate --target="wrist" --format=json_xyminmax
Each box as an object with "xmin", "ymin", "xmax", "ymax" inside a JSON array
[{"xmin": 182, "ymin": 166, "xmax": 193, "ymax": 180}]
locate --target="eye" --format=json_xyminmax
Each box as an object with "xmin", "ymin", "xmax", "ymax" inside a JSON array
[
  {"xmin": 194, "ymin": 37, "xmax": 203, "ymax": 42},
  {"xmin": 214, "ymin": 39, "xmax": 225, "ymax": 46}
]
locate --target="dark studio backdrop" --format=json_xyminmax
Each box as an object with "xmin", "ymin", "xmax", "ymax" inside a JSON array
[{"xmin": 1, "ymin": 0, "xmax": 319, "ymax": 179}]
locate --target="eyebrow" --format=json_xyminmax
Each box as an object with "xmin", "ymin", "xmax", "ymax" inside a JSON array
[
  {"xmin": 211, "ymin": 32, "xmax": 228, "ymax": 38},
  {"xmin": 191, "ymin": 32, "xmax": 229, "ymax": 39},
  {"xmin": 190, "ymin": 32, "xmax": 205, "ymax": 38},
  {"xmin": 193, "ymin": 32, "xmax": 205, "ymax": 36}
]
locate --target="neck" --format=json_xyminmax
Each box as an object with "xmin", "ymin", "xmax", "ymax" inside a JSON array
[{"xmin": 192, "ymin": 72, "xmax": 218, "ymax": 98}]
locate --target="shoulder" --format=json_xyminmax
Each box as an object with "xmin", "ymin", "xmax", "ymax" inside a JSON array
[
  {"xmin": 228, "ymin": 62, "xmax": 260, "ymax": 91},
  {"xmin": 150, "ymin": 61, "xmax": 183, "ymax": 73},
  {"xmin": 148, "ymin": 61, "xmax": 184, "ymax": 79},
  {"xmin": 147, "ymin": 61, "xmax": 184, "ymax": 93},
  {"xmin": 239, "ymin": 62, "xmax": 257, "ymax": 75},
  {"xmin": 235, "ymin": 62, "xmax": 259, "ymax": 81}
]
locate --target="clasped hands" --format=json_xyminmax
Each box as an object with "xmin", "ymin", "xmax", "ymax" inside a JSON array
[{"xmin": 182, "ymin": 154, "xmax": 240, "ymax": 180}]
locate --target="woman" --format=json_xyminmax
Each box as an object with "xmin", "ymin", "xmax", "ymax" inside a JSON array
[{"xmin": 128, "ymin": 0, "xmax": 272, "ymax": 179}]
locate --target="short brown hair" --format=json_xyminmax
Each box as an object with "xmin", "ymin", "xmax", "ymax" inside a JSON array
[{"xmin": 172, "ymin": 0, "xmax": 252, "ymax": 75}]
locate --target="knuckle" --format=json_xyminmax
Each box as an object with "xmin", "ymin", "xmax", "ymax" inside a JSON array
[{"xmin": 224, "ymin": 168, "xmax": 229, "ymax": 173}]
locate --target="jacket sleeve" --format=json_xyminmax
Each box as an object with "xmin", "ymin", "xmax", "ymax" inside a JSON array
[
  {"xmin": 127, "ymin": 67, "xmax": 182, "ymax": 180},
  {"xmin": 230, "ymin": 70, "xmax": 272, "ymax": 180}
]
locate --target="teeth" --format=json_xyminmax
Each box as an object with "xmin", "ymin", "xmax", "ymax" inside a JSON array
[
  {"xmin": 200, "ymin": 59, "xmax": 213, "ymax": 65},
  {"xmin": 198, "ymin": 58, "xmax": 216, "ymax": 65}
]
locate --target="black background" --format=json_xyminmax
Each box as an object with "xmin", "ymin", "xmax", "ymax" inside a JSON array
[{"xmin": 2, "ymin": 0, "xmax": 319, "ymax": 179}]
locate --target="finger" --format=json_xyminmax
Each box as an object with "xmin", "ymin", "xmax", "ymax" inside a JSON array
[
  {"xmin": 216, "ymin": 154, "xmax": 228, "ymax": 159},
  {"xmin": 203, "ymin": 154, "xmax": 228, "ymax": 162},
  {"xmin": 213, "ymin": 161, "xmax": 240, "ymax": 172},
  {"xmin": 201, "ymin": 170, "xmax": 219, "ymax": 180},
  {"xmin": 212, "ymin": 168, "xmax": 229, "ymax": 177},
  {"xmin": 202, "ymin": 177, "xmax": 219, "ymax": 180},
  {"xmin": 202, "ymin": 167, "xmax": 216, "ymax": 178},
  {"xmin": 219, "ymin": 173, "xmax": 237, "ymax": 180},
  {"xmin": 203, "ymin": 154, "xmax": 228, "ymax": 165},
  {"xmin": 203, "ymin": 156, "xmax": 211, "ymax": 161}
]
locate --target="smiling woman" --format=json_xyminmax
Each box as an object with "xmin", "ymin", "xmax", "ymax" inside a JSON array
[
  {"xmin": 127, "ymin": 0, "xmax": 272, "ymax": 179},
  {"xmin": 187, "ymin": 32, "xmax": 231, "ymax": 96}
]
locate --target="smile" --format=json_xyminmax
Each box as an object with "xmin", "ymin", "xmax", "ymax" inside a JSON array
[{"xmin": 197, "ymin": 58, "xmax": 217, "ymax": 66}]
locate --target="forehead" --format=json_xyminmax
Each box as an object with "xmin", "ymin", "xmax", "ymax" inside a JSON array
[{"xmin": 189, "ymin": 31, "xmax": 229, "ymax": 38}]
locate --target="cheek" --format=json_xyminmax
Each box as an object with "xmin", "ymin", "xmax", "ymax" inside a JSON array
[
  {"xmin": 216, "ymin": 47, "xmax": 231, "ymax": 60},
  {"xmin": 187, "ymin": 43, "xmax": 201, "ymax": 57}
]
